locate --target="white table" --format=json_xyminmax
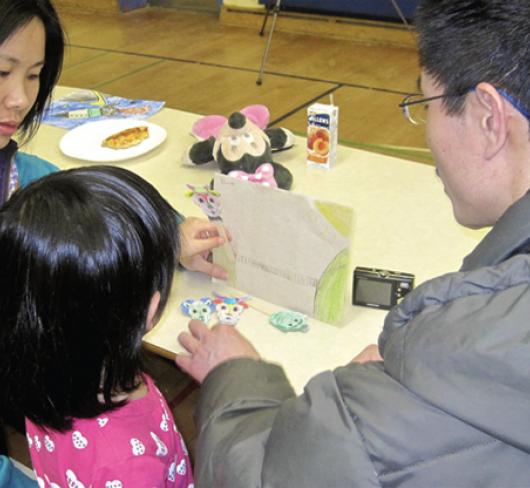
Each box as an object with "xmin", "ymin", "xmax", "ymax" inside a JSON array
[{"xmin": 27, "ymin": 86, "xmax": 486, "ymax": 392}]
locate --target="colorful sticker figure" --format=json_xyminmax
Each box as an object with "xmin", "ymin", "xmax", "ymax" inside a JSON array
[
  {"xmin": 180, "ymin": 297, "xmax": 215, "ymax": 323},
  {"xmin": 213, "ymin": 292, "xmax": 250, "ymax": 326},
  {"xmin": 269, "ymin": 311, "xmax": 309, "ymax": 333},
  {"xmin": 184, "ymin": 184, "xmax": 221, "ymax": 220}
]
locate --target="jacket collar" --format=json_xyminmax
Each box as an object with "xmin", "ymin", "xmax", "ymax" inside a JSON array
[{"xmin": 461, "ymin": 190, "xmax": 530, "ymax": 272}]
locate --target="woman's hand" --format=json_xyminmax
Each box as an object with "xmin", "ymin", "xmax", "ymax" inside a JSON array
[
  {"xmin": 175, "ymin": 320, "xmax": 260, "ymax": 383},
  {"xmin": 178, "ymin": 217, "xmax": 229, "ymax": 280}
]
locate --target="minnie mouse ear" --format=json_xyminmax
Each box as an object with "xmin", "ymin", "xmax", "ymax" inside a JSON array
[
  {"xmin": 191, "ymin": 115, "xmax": 227, "ymax": 140},
  {"xmin": 241, "ymin": 105, "xmax": 270, "ymax": 129},
  {"xmin": 191, "ymin": 105, "xmax": 270, "ymax": 139}
]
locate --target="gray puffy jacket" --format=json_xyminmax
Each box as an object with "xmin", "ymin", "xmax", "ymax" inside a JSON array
[{"xmin": 194, "ymin": 192, "xmax": 530, "ymax": 488}]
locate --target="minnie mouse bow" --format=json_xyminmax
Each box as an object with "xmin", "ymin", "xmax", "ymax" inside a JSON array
[{"xmin": 228, "ymin": 163, "xmax": 278, "ymax": 189}]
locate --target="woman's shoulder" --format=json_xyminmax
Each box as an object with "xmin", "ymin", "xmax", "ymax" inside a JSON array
[{"xmin": 15, "ymin": 151, "xmax": 60, "ymax": 188}]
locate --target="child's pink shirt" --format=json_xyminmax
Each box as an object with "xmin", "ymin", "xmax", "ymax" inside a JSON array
[{"xmin": 25, "ymin": 375, "xmax": 193, "ymax": 488}]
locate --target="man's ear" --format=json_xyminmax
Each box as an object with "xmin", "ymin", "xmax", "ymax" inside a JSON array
[
  {"xmin": 474, "ymin": 82, "xmax": 508, "ymax": 160},
  {"xmin": 146, "ymin": 291, "xmax": 161, "ymax": 332}
]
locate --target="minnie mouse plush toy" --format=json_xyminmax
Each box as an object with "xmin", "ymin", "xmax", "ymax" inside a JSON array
[{"xmin": 182, "ymin": 105, "xmax": 295, "ymax": 190}]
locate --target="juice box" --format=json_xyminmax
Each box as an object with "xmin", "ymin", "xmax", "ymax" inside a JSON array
[{"xmin": 307, "ymin": 102, "xmax": 339, "ymax": 169}]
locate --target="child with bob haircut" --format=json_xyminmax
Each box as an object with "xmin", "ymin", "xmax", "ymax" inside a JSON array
[{"xmin": 0, "ymin": 166, "xmax": 193, "ymax": 487}]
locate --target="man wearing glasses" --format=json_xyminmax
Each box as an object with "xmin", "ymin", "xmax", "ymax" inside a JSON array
[{"xmin": 177, "ymin": 1, "xmax": 530, "ymax": 486}]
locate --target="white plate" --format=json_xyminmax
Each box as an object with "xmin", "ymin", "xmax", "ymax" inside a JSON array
[{"xmin": 59, "ymin": 119, "xmax": 167, "ymax": 162}]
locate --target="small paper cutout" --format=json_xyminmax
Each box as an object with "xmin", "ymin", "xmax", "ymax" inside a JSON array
[
  {"xmin": 180, "ymin": 297, "xmax": 215, "ymax": 323},
  {"xmin": 184, "ymin": 184, "xmax": 221, "ymax": 219},
  {"xmin": 212, "ymin": 292, "xmax": 250, "ymax": 326},
  {"xmin": 269, "ymin": 311, "xmax": 309, "ymax": 333}
]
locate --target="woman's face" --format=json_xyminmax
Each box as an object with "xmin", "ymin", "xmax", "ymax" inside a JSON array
[{"xmin": 0, "ymin": 18, "xmax": 45, "ymax": 149}]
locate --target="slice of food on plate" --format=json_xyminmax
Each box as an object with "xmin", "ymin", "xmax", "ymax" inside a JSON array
[{"xmin": 102, "ymin": 126, "xmax": 149, "ymax": 149}]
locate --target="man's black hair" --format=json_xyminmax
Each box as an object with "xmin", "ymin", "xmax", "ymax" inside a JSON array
[
  {"xmin": 415, "ymin": 0, "xmax": 530, "ymax": 116},
  {"xmin": 0, "ymin": 166, "xmax": 180, "ymax": 431}
]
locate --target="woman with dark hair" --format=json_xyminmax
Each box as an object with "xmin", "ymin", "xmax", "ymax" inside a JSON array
[
  {"xmin": 0, "ymin": 165, "xmax": 194, "ymax": 486},
  {"xmin": 0, "ymin": 0, "xmax": 228, "ymax": 278},
  {"xmin": 0, "ymin": 0, "xmax": 64, "ymax": 205}
]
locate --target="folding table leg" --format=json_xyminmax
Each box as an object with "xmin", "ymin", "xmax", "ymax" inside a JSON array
[
  {"xmin": 259, "ymin": 0, "xmax": 273, "ymax": 36},
  {"xmin": 256, "ymin": 0, "xmax": 281, "ymax": 85}
]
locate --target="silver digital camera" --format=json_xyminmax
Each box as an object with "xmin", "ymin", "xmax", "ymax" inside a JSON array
[{"xmin": 352, "ymin": 266, "xmax": 415, "ymax": 310}]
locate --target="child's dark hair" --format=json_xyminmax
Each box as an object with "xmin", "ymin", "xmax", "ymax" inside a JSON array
[
  {"xmin": 415, "ymin": 0, "xmax": 530, "ymax": 118},
  {"xmin": 0, "ymin": 0, "xmax": 65, "ymax": 143},
  {"xmin": 0, "ymin": 166, "xmax": 180, "ymax": 431}
]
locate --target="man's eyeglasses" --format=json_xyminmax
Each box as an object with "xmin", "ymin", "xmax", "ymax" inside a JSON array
[
  {"xmin": 399, "ymin": 93, "xmax": 455, "ymax": 125},
  {"xmin": 399, "ymin": 88, "xmax": 530, "ymax": 126}
]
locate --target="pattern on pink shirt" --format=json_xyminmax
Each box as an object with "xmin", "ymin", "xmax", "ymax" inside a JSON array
[{"xmin": 25, "ymin": 375, "xmax": 193, "ymax": 488}]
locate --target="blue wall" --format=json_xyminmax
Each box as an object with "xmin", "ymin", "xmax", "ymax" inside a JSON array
[
  {"xmin": 120, "ymin": 0, "xmax": 148, "ymax": 11},
  {"xmin": 259, "ymin": 1, "xmax": 419, "ymax": 22}
]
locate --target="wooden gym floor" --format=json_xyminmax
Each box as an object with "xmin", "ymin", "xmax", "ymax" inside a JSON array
[
  {"xmin": 6, "ymin": 4, "xmax": 431, "ymax": 469},
  {"xmin": 57, "ymin": 5, "xmax": 430, "ymax": 160}
]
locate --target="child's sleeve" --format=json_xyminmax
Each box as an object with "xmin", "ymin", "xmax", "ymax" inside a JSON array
[{"xmin": 92, "ymin": 455, "xmax": 193, "ymax": 487}]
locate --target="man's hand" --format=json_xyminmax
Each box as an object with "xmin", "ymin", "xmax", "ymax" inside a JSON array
[
  {"xmin": 175, "ymin": 320, "xmax": 260, "ymax": 383},
  {"xmin": 350, "ymin": 344, "xmax": 383, "ymax": 364},
  {"xmin": 178, "ymin": 217, "xmax": 229, "ymax": 280}
]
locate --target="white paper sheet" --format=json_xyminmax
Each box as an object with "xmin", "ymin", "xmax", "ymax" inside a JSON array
[{"xmin": 213, "ymin": 174, "xmax": 353, "ymax": 323}]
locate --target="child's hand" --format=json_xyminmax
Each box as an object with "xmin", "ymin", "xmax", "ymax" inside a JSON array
[
  {"xmin": 178, "ymin": 217, "xmax": 229, "ymax": 279},
  {"xmin": 176, "ymin": 320, "xmax": 260, "ymax": 383}
]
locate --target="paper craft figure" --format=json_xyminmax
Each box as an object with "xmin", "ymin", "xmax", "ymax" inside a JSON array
[
  {"xmin": 228, "ymin": 163, "xmax": 278, "ymax": 188},
  {"xmin": 185, "ymin": 183, "xmax": 236, "ymax": 277},
  {"xmin": 180, "ymin": 297, "xmax": 215, "ymax": 323},
  {"xmin": 213, "ymin": 174, "xmax": 353, "ymax": 324},
  {"xmin": 269, "ymin": 311, "xmax": 309, "ymax": 333},
  {"xmin": 184, "ymin": 184, "xmax": 221, "ymax": 220},
  {"xmin": 212, "ymin": 292, "xmax": 250, "ymax": 326}
]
